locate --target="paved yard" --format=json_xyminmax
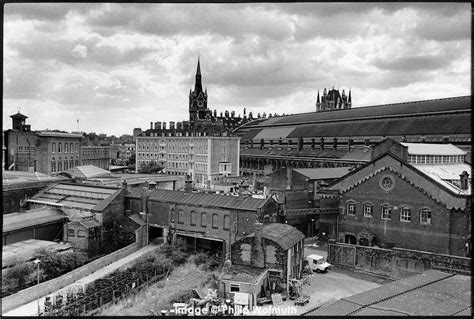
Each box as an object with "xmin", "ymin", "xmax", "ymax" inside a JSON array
[{"xmin": 248, "ymin": 244, "xmax": 392, "ymax": 316}]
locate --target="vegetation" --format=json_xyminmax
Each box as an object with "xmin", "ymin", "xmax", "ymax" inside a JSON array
[
  {"xmin": 36, "ymin": 248, "xmax": 88, "ymax": 280},
  {"xmin": 137, "ymin": 160, "xmax": 164, "ymax": 174}
]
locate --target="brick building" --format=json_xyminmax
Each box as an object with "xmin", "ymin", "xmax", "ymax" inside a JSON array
[
  {"xmin": 220, "ymin": 222, "xmax": 305, "ymax": 308},
  {"xmin": 3, "ymin": 112, "xmax": 83, "ymax": 175},
  {"xmin": 125, "ymin": 189, "xmax": 281, "ymax": 257},
  {"xmin": 81, "ymin": 146, "xmax": 111, "ymax": 170},
  {"xmin": 319, "ymin": 139, "xmax": 471, "ymax": 257}
]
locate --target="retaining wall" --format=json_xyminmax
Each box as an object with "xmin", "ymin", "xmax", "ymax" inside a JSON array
[{"xmin": 2, "ymin": 239, "xmax": 142, "ymax": 313}]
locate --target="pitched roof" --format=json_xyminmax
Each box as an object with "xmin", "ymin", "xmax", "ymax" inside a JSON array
[
  {"xmin": 293, "ymin": 167, "xmax": 352, "ymax": 180},
  {"xmin": 63, "ymin": 165, "xmax": 112, "ymax": 179},
  {"xmin": 127, "ymin": 189, "xmax": 270, "ymax": 211},
  {"xmin": 235, "ymin": 96, "xmax": 471, "ymax": 140},
  {"xmin": 401, "ymin": 143, "xmax": 467, "ymax": 156},
  {"xmin": 245, "ymin": 223, "xmax": 305, "ymax": 250},
  {"xmin": 3, "ymin": 207, "xmax": 66, "ymax": 233},
  {"xmin": 219, "ymin": 264, "xmax": 268, "ymax": 283},
  {"xmin": 328, "ymin": 153, "xmax": 470, "ymax": 210}
]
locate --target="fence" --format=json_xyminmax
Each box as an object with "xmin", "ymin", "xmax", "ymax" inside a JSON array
[
  {"xmin": 328, "ymin": 242, "xmax": 471, "ymax": 280},
  {"xmin": 2, "ymin": 242, "xmax": 140, "ymax": 313},
  {"xmin": 41, "ymin": 263, "xmax": 169, "ymax": 316}
]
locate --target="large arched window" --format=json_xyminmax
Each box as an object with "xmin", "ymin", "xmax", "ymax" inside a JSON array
[
  {"xmin": 400, "ymin": 206, "xmax": 411, "ymax": 222},
  {"xmin": 363, "ymin": 202, "xmax": 373, "ymax": 217},
  {"xmin": 178, "ymin": 210, "xmax": 184, "ymax": 224},
  {"xmin": 223, "ymin": 215, "xmax": 231, "ymax": 230},
  {"xmin": 212, "ymin": 214, "xmax": 218, "ymax": 229},
  {"xmin": 64, "ymin": 143, "xmax": 68, "ymax": 153},
  {"xmin": 52, "ymin": 143, "xmax": 56, "ymax": 153},
  {"xmin": 58, "ymin": 143, "xmax": 62, "ymax": 152},
  {"xmin": 190, "ymin": 211, "xmax": 197, "ymax": 226}
]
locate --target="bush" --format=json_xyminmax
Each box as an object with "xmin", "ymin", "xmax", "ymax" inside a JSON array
[
  {"xmin": 170, "ymin": 250, "xmax": 188, "ymax": 266},
  {"xmin": 4, "ymin": 260, "xmax": 34, "ymax": 287}
]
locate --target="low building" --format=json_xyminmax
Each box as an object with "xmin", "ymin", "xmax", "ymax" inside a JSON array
[
  {"xmin": 2, "ymin": 170, "xmax": 66, "ymax": 215},
  {"xmin": 125, "ymin": 189, "xmax": 281, "ymax": 257},
  {"xmin": 220, "ymin": 222, "xmax": 305, "ymax": 309},
  {"xmin": 319, "ymin": 139, "xmax": 471, "ymax": 257},
  {"xmin": 64, "ymin": 215, "xmax": 102, "ymax": 257},
  {"xmin": 2, "ymin": 207, "xmax": 68, "ymax": 246},
  {"xmin": 27, "ymin": 183, "xmax": 127, "ymax": 255}
]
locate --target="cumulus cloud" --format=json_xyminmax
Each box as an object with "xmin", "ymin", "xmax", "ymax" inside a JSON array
[{"xmin": 2, "ymin": 2, "xmax": 471, "ymax": 136}]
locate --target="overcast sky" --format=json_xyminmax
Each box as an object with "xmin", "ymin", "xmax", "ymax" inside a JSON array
[{"xmin": 3, "ymin": 3, "xmax": 471, "ymax": 136}]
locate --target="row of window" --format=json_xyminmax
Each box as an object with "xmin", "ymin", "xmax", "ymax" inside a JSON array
[
  {"xmin": 176, "ymin": 210, "xmax": 232, "ymax": 230},
  {"xmin": 68, "ymin": 229, "xmax": 86, "ymax": 237},
  {"xmin": 407, "ymin": 154, "xmax": 464, "ymax": 165},
  {"xmin": 17, "ymin": 146, "xmax": 36, "ymax": 152},
  {"xmin": 52, "ymin": 142, "xmax": 79, "ymax": 153},
  {"xmin": 51, "ymin": 159, "xmax": 79, "ymax": 172},
  {"xmin": 346, "ymin": 201, "xmax": 432, "ymax": 224}
]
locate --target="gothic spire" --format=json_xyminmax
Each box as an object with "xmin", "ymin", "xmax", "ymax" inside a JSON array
[
  {"xmin": 317, "ymin": 90, "xmax": 320, "ymax": 103},
  {"xmin": 196, "ymin": 56, "xmax": 201, "ymax": 77},
  {"xmin": 194, "ymin": 56, "xmax": 203, "ymax": 94},
  {"xmin": 348, "ymin": 89, "xmax": 352, "ymax": 103}
]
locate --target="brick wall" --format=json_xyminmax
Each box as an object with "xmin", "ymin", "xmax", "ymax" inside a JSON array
[
  {"xmin": 336, "ymin": 169, "xmax": 466, "ymax": 255},
  {"xmin": 328, "ymin": 242, "xmax": 471, "ymax": 280}
]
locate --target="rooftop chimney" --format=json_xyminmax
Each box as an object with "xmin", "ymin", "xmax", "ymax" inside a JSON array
[
  {"xmin": 150, "ymin": 122, "xmax": 153, "ymax": 130},
  {"xmin": 460, "ymin": 171, "xmax": 469, "ymax": 190},
  {"xmin": 251, "ymin": 222, "xmax": 265, "ymax": 268}
]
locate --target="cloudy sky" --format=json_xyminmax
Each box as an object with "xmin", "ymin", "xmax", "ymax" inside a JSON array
[{"xmin": 3, "ymin": 3, "xmax": 471, "ymax": 136}]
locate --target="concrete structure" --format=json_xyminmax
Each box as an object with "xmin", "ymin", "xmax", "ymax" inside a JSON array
[
  {"xmin": 2, "ymin": 170, "xmax": 66, "ymax": 215},
  {"xmin": 234, "ymin": 96, "xmax": 471, "ymax": 176},
  {"xmin": 125, "ymin": 189, "xmax": 281, "ymax": 257},
  {"xmin": 3, "ymin": 112, "xmax": 83, "ymax": 175},
  {"xmin": 319, "ymin": 139, "xmax": 471, "ymax": 257},
  {"xmin": 136, "ymin": 135, "xmax": 240, "ymax": 189},
  {"xmin": 220, "ymin": 223, "xmax": 305, "ymax": 308}
]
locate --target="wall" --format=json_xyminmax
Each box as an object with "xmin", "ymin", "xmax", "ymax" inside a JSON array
[
  {"xmin": 328, "ymin": 242, "xmax": 471, "ymax": 280},
  {"xmin": 1, "ymin": 242, "xmax": 140, "ymax": 313}
]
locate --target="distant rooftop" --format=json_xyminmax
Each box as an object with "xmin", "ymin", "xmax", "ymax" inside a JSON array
[
  {"xmin": 3, "ymin": 170, "xmax": 65, "ymax": 187},
  {"xmin": 293, "ymin": 167, "xmax": 352, "ymax": 180},
  {"xmin": 401, "ymin": 143, "xmax": 467, "ymax": 156},
  {"xmin": 63, "ymin": 165, "xmax": 112, "ymax": 179},
  {"xmin": 245, "ymin": 223, "xmax": 305, "ymax": 250},
  {"xmin": 3, "ymin": 207, "xmax": 67, "ymax": 233}
]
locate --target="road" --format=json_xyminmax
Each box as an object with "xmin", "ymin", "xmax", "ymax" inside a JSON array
[{"xmin": 3, "ymin": 244, "xmax": 161, "ymax": 317}]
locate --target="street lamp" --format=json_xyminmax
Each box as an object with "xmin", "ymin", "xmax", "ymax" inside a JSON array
[
  {"xmin": 33, "ymin": 259, "xmax": 41, "ymax": 316},
  {"xmin": 311, "ymin": 219, "xmax": 315, "ymax": 238},
  {"xmin": 139, "ymin": 212, "xmax": 150, "ymax": 246}
]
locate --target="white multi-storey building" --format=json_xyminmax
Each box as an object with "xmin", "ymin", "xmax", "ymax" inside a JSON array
[{"xmin": 136, "ymin": 134, "xmax": 240, "ymax": 188}]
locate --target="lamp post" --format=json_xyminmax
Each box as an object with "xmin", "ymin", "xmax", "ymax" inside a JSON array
[
  {"xmin": 311, "ymin": 219, "xmax": 315, "ymax": 238},
  {"xmin": 139, "ymin": 212, "xmax": 150, "ymax": 246},
  {"xmin": 33, "ymin": 259, "xmax": 41, "ymax": 316}
]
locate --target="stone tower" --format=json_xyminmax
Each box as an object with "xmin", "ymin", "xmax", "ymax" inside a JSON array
[{"xmin": 189, "ymin": 57, "xmax": 210, "ymax": 122}]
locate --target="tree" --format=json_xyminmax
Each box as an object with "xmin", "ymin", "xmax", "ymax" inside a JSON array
[
  {"xmin": 138, "ymin": 160, "xmax": 164, "ymax": 174},
  {"xmin": 127, "ymin": 153, "xmax": 136, "ymax": 170}
]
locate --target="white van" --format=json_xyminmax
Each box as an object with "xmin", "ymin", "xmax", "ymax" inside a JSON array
[{"xmin": 307, "ymin": 254, "xmax": 331, "ymax": 273}]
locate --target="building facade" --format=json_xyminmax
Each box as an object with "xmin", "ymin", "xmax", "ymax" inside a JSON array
[
  {"xmin": 81, "ymin": 146, "xmax": 111, "ymax": 169},
  {"xmin": 316, "ymin": 87, "xmax": 352, "ymax": 112},
  {"xmin": 125, "ymin": 189, "xmax": 281, "ymax": 257},
  {"xmin": 319, "ymin": 139, "xmax": 471, "ymax": 257},
  {"xmin": 4, "ymin": 112, "xmax": 83, "ymax": 175},
  {"xmin": 136, "ymin": 135, "xmax": 240, "ymax": 189}
]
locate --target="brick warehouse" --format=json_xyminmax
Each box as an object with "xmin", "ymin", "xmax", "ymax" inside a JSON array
[
  {"xmin": 319, "ymin": 139, "xmax": 471, "ymax": 257},
  {"xmin": 125, "ymin": 189, "xmax": 281, "ymax": 257}
]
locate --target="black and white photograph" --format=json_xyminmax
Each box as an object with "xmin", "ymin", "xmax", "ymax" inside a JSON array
[{"xmin": 2, "ymin": 2, "xmax": 471, "ymax": 317}]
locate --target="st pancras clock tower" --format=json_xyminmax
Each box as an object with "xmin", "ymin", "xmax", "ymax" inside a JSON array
[{"xmin": 189, "ymin": 57, "xmax": 210, "ymax": 122}]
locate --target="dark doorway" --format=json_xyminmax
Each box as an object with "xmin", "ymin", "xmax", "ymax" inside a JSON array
[
  {"xmin": 345, "ymin": 234, "xmax": 357, "ymax": 245},
  {"xmin": 359, "ymin": 238, "xmax": 369, "ymax": 246},
  {"xmin": 149, "ymin": 226, "xmax": 163, "ymax": 244}
]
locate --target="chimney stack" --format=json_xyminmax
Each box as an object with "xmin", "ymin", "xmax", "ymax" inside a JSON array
[
  {"xmin": 170, "ymin": 121, "xmax": 175, "ymax": 130},
  {"xmin": 251, "ymin": 222, "xmax": 265, "ymax": 268},
  {"xmin": 460, "ymin": 171, "xmax": 469, "ymax": 190},
  {"xmin": 150, "ymin": 122, "xmax": 153, "ymax": 130}
]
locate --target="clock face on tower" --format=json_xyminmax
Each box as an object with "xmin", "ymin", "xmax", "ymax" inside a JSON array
[{"xmin": 197, "ymin": 100, "xmax": 204, "ymax": 108}]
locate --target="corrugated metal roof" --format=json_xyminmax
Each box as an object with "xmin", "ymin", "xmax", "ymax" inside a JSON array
[
  {"xmin": 293, "ymin": 167, "xmax": 352, "ymax": 180},
  {"xmin": 401, "ymin": 143, "xmax": 467, "ymax": 156},
  {"xmin": 246, "ymin": 96, "xmax": 471, "ymax": 128},
  {"xmin": 3, "ymin": 208, "xmax": 66, "ymax": 233},
  {"xmin": 304, "ymin": 299, "xmax": 361, "ymax": 316},
  {"xmin": 354, "ymin": 307, "xmax": 408, "ymax": 316},
  {"xmin": 145, "ymin": 189, "xmax": 269, "ymax": 211}
]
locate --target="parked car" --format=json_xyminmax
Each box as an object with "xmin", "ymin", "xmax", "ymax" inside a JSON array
[{"xmin": 307, "ymin": 254, "xmax": 331, "ymax": 273}]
